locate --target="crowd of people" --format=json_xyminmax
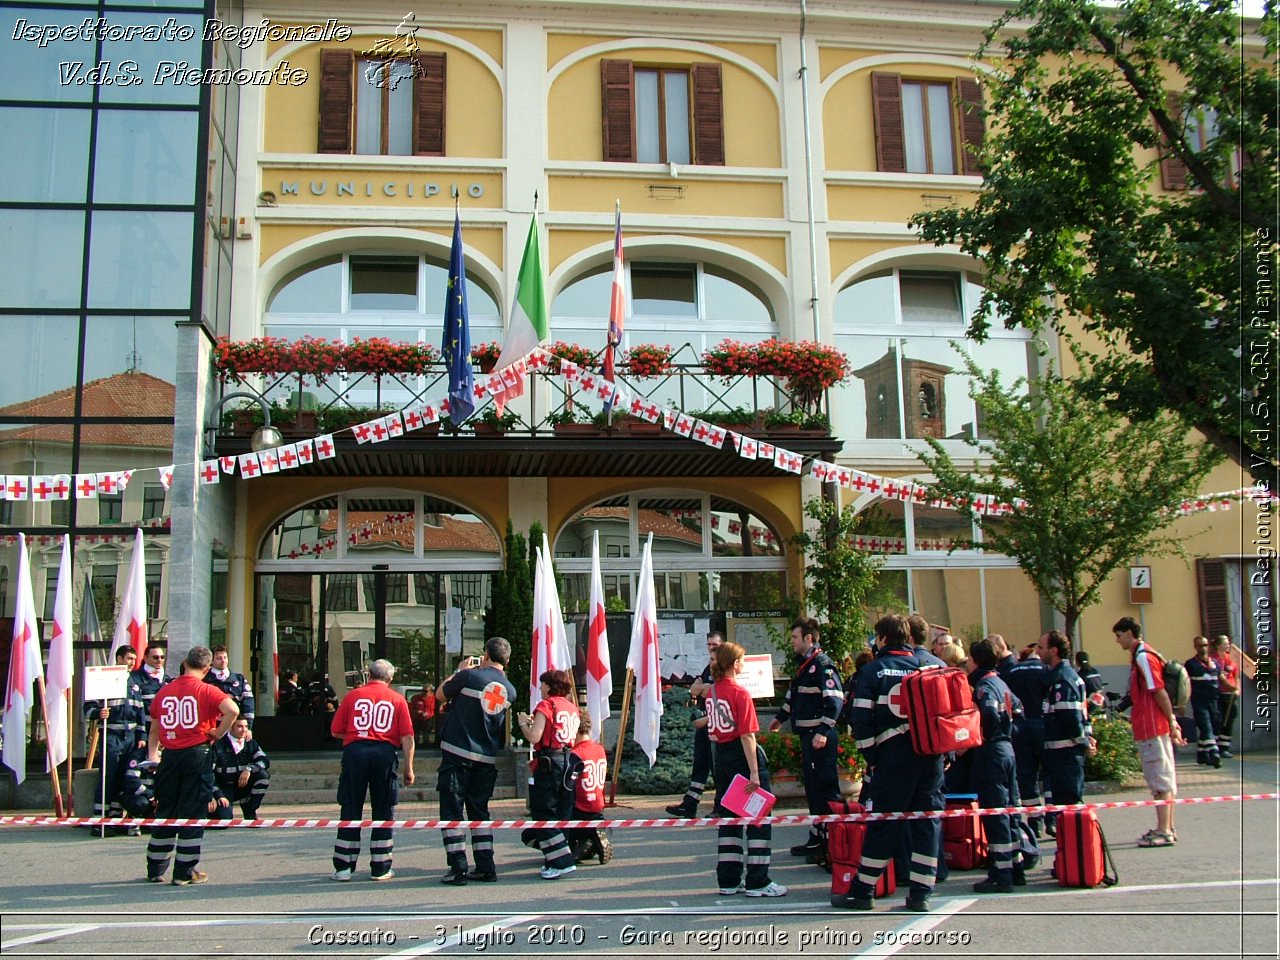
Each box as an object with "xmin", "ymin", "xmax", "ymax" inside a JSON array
[{"xmin": 81, "ymin": 617, "xmax": 1243, "ymax": 898}]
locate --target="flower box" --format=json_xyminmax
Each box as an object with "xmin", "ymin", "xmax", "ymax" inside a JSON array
[{"xmin": 553, "ymin": 422, "xmax": 604, "ymax": 437}]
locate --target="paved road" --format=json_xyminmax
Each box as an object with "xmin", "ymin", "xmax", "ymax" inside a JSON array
[{"xmin": 1, "ymin": 756, "xmax": 1276, "ymax": 959}]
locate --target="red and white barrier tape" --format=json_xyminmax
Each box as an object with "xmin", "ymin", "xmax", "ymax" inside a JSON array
[{"xmin": 1, "ymin": 793, "xmax": 1275, "ymax": 831}]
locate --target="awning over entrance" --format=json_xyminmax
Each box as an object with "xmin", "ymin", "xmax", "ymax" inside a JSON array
[{"xmin": 215, "ymin": 433, "xmax": 843, "ymax": 478}]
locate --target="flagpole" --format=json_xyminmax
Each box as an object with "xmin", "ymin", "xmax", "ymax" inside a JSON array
[
  {"xmin": 33, "ymin": 676, "xmax": 65, "ymax": 817},
  {"xmin": 607, "ymin": 667, "xmax": 634, "ymax": 807}
]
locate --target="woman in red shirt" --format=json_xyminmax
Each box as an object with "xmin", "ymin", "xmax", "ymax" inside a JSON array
[
  {"xmin": 707, "ymin": 642, "xmax": 787, "ymax": 898},
  {"xmin": 516, "ymin": 670, "xmax": 580, "ymax": 879}
]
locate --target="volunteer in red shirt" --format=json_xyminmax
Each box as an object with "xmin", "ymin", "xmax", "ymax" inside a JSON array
[
  {"xmin": 516, "ymin": 669, "xmax": 580, "ymax": 879},
  {"xmin": 329, "ymin": 659, "xmax": 415, "ymax": 882},
  {"xmin": 1113, "ymin": 617, "xmax": 1184, "ymax": 848},
  {"xmin": 707, "ymin": 641, "xmax": 786, "ymax": 898},
  {"xmin": 1211, "ymin": 635, "xmax": 1242, "ymax": 758},
  {"xmin": 144, "ymin": 645, "xmax": 238, "ymax": 885},
  {"xmin": 566, "ymin": 708, "xmax": 613, "ymax": 866}
]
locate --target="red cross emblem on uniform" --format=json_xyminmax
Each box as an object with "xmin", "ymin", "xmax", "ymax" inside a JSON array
[
  {"xmin": 480, "ymin": 681, "xmax": 508, "ymax": 715},
  {"xmin": 885, "ymin": 685, "xmax": 907, "ymax": 718}
]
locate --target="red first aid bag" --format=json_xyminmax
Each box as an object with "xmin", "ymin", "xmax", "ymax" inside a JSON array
[
  {"xmin": 900, "ymin": 666, "xmax": 983, "ymax": 756},
  {"xmin": 1054, "ymin": 809, "xmax": 1118, "ymax": 888},
  {"xmin": 827, "ymin": 801, "xmax": 895, "ymax": 899},
  {"xmin": 941, "ymin": 794, "xmax": 988, "ymax": 870}
]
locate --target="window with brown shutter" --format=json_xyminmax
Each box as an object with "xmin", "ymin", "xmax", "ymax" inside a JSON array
[
  {"xmin": 600, "ymin": 58, "xmax": 724, "ymax": 165},
  {"xmin": 316, "ymin": 49, "xmax": 446, "ymax": 156},
  {"xmin": 318, "ymin": 49, "xmax": 354, "ymax": 153},
  {"xmin": 691, "ymin": 62, "xmax": 724, "ymax": 166},
  {"xmin": 1158, "ymin": 93, "xmax": 1191, "ymax": 190},
  {"xmin": 601, "ymin": 59, "xmax": 636, "ymax": 162},
  {"xmin": 871, "ymin": 71, "xmax": 906, "ymax": 173},
  {"xmin": 1197, "ymin": 558, "xmax": 1231, "ymax": 637},
  {"xmin": 956, "ymin": 77, "xmax": 984, "ymax": 176},
  {"xmin": 872, "ymin": 71, "xmax": 984, "ymax": 176}
]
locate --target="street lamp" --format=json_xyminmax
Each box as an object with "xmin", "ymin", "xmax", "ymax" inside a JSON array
[{"xmin": 205, "ymin": 390, "xmax": 283, "ymax": 457}]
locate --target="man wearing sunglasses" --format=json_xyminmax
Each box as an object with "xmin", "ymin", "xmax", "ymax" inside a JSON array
[{"xmin": 129, "ymin": 643, "xmax": 173, "ymax": 748}]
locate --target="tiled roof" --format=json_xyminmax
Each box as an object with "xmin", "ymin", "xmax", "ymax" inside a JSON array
[{"xmin": 0, "ymin": 372, "xmax": 175, "ymax": 450}]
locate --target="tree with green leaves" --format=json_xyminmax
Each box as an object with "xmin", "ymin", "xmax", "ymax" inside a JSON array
[
  {"xmin": 911, "ymin": 0, "xmax": 1277, "ymax": 488},
  {"xmin": 918, "ymin": 351, "xmax": 1221, "ymax": 643},
  {"xmin": 790, "ymin": 495, "xmax": 891, "ymax": 665}
]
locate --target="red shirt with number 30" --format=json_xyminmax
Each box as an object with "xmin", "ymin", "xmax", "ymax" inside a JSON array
[
  {"xmin": 331, "ymin": 680, "xmax": 413, "ymax": 746},
  {"xmin": 150, "ymin": 675, "xmax": 233, "ymax": 749}
]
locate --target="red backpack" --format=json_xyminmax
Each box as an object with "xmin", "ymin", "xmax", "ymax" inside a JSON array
[{"xmin": 899, "ymin": 666, "xmax": 983, "ymax": 756}]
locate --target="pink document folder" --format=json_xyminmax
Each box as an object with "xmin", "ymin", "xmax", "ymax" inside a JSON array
[{"xmin": 721, "ymin": 774, "xmax": 777, "ymax": 818}]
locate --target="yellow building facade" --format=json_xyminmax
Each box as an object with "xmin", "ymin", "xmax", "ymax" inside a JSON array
[{"xmin": 190, "ymin": 0, "xmax": 1263, "ymax": 726}]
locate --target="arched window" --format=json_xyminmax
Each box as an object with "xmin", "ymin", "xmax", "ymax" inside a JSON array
[
  {"xmin": 552, "ymin": 489, "xmax": 786, "ymax": 613},
  {"xmin": 261, "ymin": 251, "xmax": 502, "ymax": 407},
  {"xmin": 832, "ymin": 268, "xmax": 1040, "ymax": 442},
  {"xmin": 254, "ymin": 491, "xmax": 501, "ymax": 702},
  {"xmin": 552, "ymin": 259, "xmax": 775, "ymax": 353}
]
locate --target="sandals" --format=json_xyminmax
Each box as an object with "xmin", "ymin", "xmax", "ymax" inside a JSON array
[{"xmin": 1137, "ymin": 829, "xmax": 1176, "ymax": 847}]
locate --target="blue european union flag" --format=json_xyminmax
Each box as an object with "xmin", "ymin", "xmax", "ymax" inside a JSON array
[{"xmin": 442, "ymin": 211, "xmax": 475, "ymax": 424}]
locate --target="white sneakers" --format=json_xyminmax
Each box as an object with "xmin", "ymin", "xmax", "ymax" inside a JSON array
[
  {"xmin": 745, "ymin": 881, "xmax": 788, "ymax": 898},
  {"xmin": 331, "ymin": 869, "xmax": 352, "ymax": 882},
  {"xmin": 717, "ymin": 883, "xmax": 746, "ymax": 895},
  {"xmin": 371, "ymin": 870, "xmax": 396, "ymax": 881},
  {"xmin": 539, "ymin": 865, "xmax": 577, "ymax": 880}
]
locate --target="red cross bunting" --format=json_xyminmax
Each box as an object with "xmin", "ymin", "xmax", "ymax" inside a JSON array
[
  {"xmin": 741, "ymin": 439, "xmax": 758, "ymax": 458},
  {"xmin": 240, "ymin": 458, "xmax": 260, "ymax": 478},
  {"xmin": 278, "ymin": 448, "xmax": 297, "ymax": 469},
  {"xmin": 579, "ymin": 372, "xmax": 597, "ymax": 391},
  {"xmin": 386, "ymin": 418, "xmax": 403, "ymax": 437},
  {"xmin": 52, "ymin": 477, "xmax": 70, "ymax": 498},
  {"xmin": 353, "ymin": 423, "xmax": 373, "ymax": 443},
  {"xmin": 675, "ymin": 416, "xmax": 692, "ymax": 434},
  {"xmin": 77, "ymin": 476, "xmax": 97, "ymax": 497},
  {"xmin": 643, "ymin": 402, "xmax": 660, "ymax": 421},
  {"xmin": 708, "ymin": 427, "xmax": 724, "ymax": 446},
  {"xmin": 370, "ymin": 422, "xmax": 388, "ymax": 442},
  {"xmin": 315, "ymin": 437, "xmax": 335, "ymax": 458},
  {"xmin": 472, "ymin": 382, "xmax": 488, "ymax": 402},
  {"xmin": 200, "ymin": 463, "xmax": 218, "ymax": 484},
  {"xmin": 693, "ymin": 422, "xmax": 710, "ymax": 441},
  {"xmin": 851, "ymin": 475, "xmax": 868, "ymax": 492},
  {"xmin": 31, "ymin": 479, "xmax": 52, "ymax": 500},
  {"xmin": 596, "ymin": 379, "xmax": 615, "ymax": 400},
  {"xmin": 480, "ymin": 681, "xmax": 509, "ymax": 715},
  {"xmin": 884, "ymin": 482, "xmax": 900, "ymax": 499},
  {"xmin": 6, "ymin": 476, "xmax": 28, "ymax": 498},
  {"xmin": 423, "ymin": 404, "xmax": 438, "ymax": 422},
  {"xmin": 404, "ymin": 410, "xmax": 423, "ymax": 430},
  {"xmin": 866, "ymin": 477, "xmax": 881, "ymax": 494},
  {"xmin": 440, "ymin": 399, "xmax": 450, "ymax": 414},
  {"xmin": 220, "ymin": 456, "xmax": 237, "ymax": 474},
  {"xmin": 630, "ymin": 397, "xmax": 644, "ymax": 416},
  {"xmin": 297, "ymin": 443, "xmax": 313, "ymax": 463},
  {"xmin": 260, "ymin": 452, "xmax": 279, "ymax": 471},
  {"xmin": 97, "ymin": 474, "xmax": 117, "ymax": 495}
]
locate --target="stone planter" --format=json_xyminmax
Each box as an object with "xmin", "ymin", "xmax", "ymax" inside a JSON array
[{"xmin": 768, "ymin": 773, "xmax": 860, "ymax": 800}]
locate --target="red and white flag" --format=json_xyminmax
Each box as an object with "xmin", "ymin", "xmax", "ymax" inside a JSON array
[
  {"xmin": 44, "ymin": 535, "xmax": 73, "ymax": 770},
  {"xmin": 199, "ymin": 459, "xmax": 221, "ymax": 485},
  {"xmin": 584, "ymin": 530, "xmax": 612, "ymax": 742},
  {"xmin": 74, "ymin": 474, "xmax": 98, "ymax": 499},
  {"xmin": 2, "ymin": 534, "xmax": 44, "ymax": 784},
  {"xmin": 529, "ymin": 536, "xmax": 573, "ymax": 713},
  {"xmin": 626, "ymin": 532, "xmax": 662, "ymax": 766},
  {"xmin": 158, "ymin": 465, "xmax": 175, "ymax": 491},
  {"xmin": 601, "ymin": 204, "xmax": 625, "ymax": 414},
  {"xmin": 220, "ymin": 455, "xmax": 237, "ymax": 475},
  {"xmin": 111, "ymin": 529, "xmax": 148, "ymax": 661},
  {"xmin": 314, "ymin": 435, "xmax": 337, "ymax": 460}
]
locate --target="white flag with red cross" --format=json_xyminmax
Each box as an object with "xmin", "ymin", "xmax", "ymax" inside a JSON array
[
  {"xmin": 199, "ymin": 459, "xmax": 221, "ymax": 485},
  {"xmin": 158, "ymin": 466, "xmax": 175, "ymax": 491},
  {"xmin": 111, "ymin": 529, "xmax": 149, "ymax": 662},
  {"xmin": 44, "ymin": 535, "xmax": 73, "ymax": 770},
  {"xmin": 314, "ymin": 435, "xmax": 337, "ymax": 460},
  {"xmin": 2, "ymin": 534, "xmax": 44, "ymax": 784},
  {"xmin": 74, "ymin": 474, "xmax": 98, "ymax": 499},
  {"xmin": 626, "ymin": 533, "xmax": 662, "ymax": 767},
  {"xmin": 585, "ymin": 530, "xmax": 612, "ymax": 742}
]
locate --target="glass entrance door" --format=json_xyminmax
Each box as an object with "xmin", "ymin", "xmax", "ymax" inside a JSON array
[{"xmin": 258, "ymin": 570, "xmax": 488, "ymax": 706}]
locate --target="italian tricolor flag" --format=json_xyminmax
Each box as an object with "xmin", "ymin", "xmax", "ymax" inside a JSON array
[{"xmin": 493, "ymin": 215, "xmax": 547, "ymax": 412}]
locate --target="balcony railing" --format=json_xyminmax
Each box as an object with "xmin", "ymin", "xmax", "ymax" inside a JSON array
[{"xmin": 215, "ymin": 342, "xmax": 835, "ymax": 439}]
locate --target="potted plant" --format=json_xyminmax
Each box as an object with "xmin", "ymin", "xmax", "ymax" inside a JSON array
[
  {"xmin": 764, "ymin": 408, "xmax": 831, "ymax": 435},
  {"xmin": 473, "ymin": 407, "xmax": 520, "ymax": 435},
  {"xmin": 759, "ymin": 730, "xmax": 864, "ymax": 797},
  {"xmin": 694, "ymin": 405, "xmax": 762, "ymax": 431},
  {"xmin": 547, "ymin": 403, "xmax": 597, "ymax": 435},
  {"xmin": 753, "ymin": 339, "xmax": 850, "ymax": 411},
  {"xmin": 470, "ymin": 341, "xmax": 503, "ymax": 373},
  {"xmin": 546, "ymin": 340, "xmax": 597, "ymax": 375},
  {"xmin": 624, "ymin": 343, "xmax": 674, "ymax": 378},
  {"xmin": 701, "ymin": 339, "xmax": 758, "ymax": 379}
]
